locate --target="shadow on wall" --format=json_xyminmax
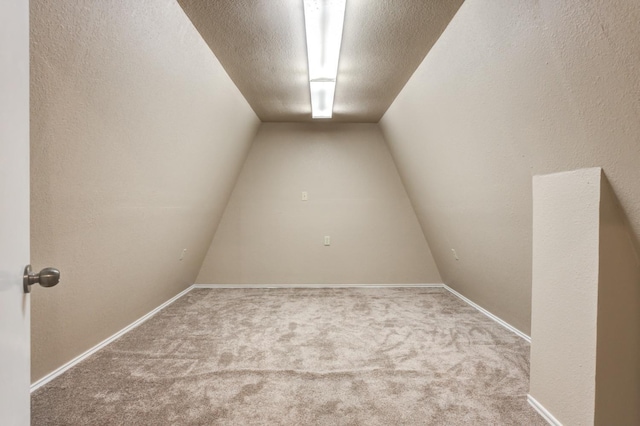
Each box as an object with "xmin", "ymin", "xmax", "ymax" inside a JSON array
[
  {"xmin": 596, "ymin": 172, "xmax": 640, "ymax": 425},
  {"xmin": 602, "ymin": 174, "xmax": 640, "ymax": 258},
  {"xmin": 529, "ymin": 168, "xmax": 640, "ymax": 425}
]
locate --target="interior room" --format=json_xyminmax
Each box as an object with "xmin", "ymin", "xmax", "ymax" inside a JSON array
[{"xmin": 7, "ymin": 0, "xmax": 639, "ymax": 424}]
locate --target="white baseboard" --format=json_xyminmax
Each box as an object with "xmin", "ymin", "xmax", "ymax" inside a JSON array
[
  {"xmin": 32, "ymin": 282, "xmax": 529, "ymax": 391},
  {"xmin": 443, "ymin": 284, "xmax": 531, "ymax": 342},
  {"xmin": 30, "ymin": 285, "xmax": 196, "ymax": 393},
  {"xmin": 197, "ymin": 283, "xmax": 530, "ymax": 342},
  {"xmin": 193, "ymin": 283, "xmax": 445, "ymax": 289},
  {"xmin": 527, "ymin": 395, "xmax": 562, "ymax": 425}
]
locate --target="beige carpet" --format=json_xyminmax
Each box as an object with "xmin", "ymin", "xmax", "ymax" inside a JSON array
[{"xmin": 32, "ymin": 288, "xmax": 545, "ymax": 425}]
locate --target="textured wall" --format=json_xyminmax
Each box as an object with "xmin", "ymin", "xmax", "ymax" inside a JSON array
[
  {"xmin": 595, "ymin": 174, "xmax": 640, "ymax": 425},
  {"xmin": 30, "ymin": 0, "xmax": 260, "ymax": 382},
  {"xmin": 380, "ymin": 0, "xmax": 640, "ymax": 335},
  {"xmin": 530, "ymin": 168, "xmax": 601, "ymax": 425},
  {"xmin": 530, "ymin": 169, "xmax": 640, "ymax": 424},
  {"xmin": 197, "ymin": 123, "xmax": 441, "ymax": 284}
]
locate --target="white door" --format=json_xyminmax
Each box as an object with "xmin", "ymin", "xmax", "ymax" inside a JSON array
[{"xmin": 0, "ymin": 0, "xmax": 31, "ymax": 424}]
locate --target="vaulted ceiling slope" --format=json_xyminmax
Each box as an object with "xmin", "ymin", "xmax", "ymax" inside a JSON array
[{"xmin": 178, "ymin": 0, "xmax": 464, "ymax": 122}]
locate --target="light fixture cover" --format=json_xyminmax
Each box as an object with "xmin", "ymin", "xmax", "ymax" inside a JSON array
[
  {"xmin": 303, "ymin": 0, "xmax": 346, "ymax": 119},
  {"xmin": 310, "ymin": 81, "xmax": 336, "ymax": 119}
]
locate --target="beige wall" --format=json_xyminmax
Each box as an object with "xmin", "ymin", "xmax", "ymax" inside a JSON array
[
  {"xmin": 379, "ymin": 0, "xmax": 640, "ymax": 334},
  {"xmin": 529, "ymin": 169, "xmax": 640, "ymax": 425},
  {"xmin": 196, "ymin": 123, "xmax": 441, "ymax": 284},
  {"xmin": 530, "ymin": 168, "xmax": 601, "ymax": 425},
  {"xmin": 30, "ymin": 0, "xmax": 260, "ymax": 381},
  {"xmin": 595, "ymin": 174, "xmax": 640, "ymax": 425}
]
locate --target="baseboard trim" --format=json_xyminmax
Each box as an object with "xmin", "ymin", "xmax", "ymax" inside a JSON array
[
  {"xmin": 527, "ymin": 395, "xmax": 562, "ymax": 425},
  {"xmin": 32, "ymin": 282, "xmax": 529, "ymax": 391},
  {"xmin": 30, "ymin": 284, "xmax": 196, "ymax": 393},
  {"xmin": 443, "ymin": 284, "xmax": 531, "ymax": 342},
  {"xmin": 196, "ymin": 283, "xmax": 530, "ymax": 342},
  {"xmin": 193, "ymin": 283, "xmax": 445, "ymax": 289}
]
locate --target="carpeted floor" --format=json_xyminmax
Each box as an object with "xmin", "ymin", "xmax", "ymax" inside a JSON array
[{"xmin": 32, "ymin": 288, "xmax": 546, "ymax": 425}]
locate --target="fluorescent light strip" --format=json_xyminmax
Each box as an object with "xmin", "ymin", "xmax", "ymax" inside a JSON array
[
  {"xmin": 310, "ymin": 81, "xmax": 336, "ymax": 119},
  {"xmin": 303, "ymin": 0, "xmax": 346, "ymax": 119}
]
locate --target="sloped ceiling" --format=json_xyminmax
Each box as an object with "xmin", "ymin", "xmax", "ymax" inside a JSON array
[{"xmin": 178, "ymin": 0, "xmax": 464, "ymax": 122}]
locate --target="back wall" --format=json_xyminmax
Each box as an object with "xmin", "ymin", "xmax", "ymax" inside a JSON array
[{"xmin": 197, "ymin": 123, "xmax": 441, "ymax": 284}]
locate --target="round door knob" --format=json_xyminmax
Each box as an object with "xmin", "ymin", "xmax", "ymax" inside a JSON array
[
  {"xmin": 23, "ymin": 265, "xmax": 61, "ymax": 293},
  {"xmin": 38, "ymin": 267, "xmax": 61, "ymax": 288}
]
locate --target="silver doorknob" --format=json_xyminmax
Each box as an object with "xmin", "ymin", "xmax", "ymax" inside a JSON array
[{"xmin": 24, "ymin": 265, "xmax": 60, "ymax": 293}]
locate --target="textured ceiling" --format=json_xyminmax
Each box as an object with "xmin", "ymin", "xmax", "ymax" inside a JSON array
[{"xmin": 178, "ymin": 0, "xmax": 464, "ymax": 122}]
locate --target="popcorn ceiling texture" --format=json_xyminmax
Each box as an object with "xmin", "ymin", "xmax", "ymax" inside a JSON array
[
  {"xmin": 177, "ymin": 0, "xmax": 464, "ymax": 122},
  {"xmin": 31, "ymin": 288, "xmax": 545, "ymax": 425},
  {"xmin": 29, "ymin": 4, "xmax": 640, "ymax": 424}
]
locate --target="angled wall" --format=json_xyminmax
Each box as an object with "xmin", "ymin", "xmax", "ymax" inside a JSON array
[
  {"xmin": 197, "ymin": 123, "xmax": 441, "ymax": 285},
  {"xmin": 30, "ymin": 0, "xmax": 260, "ymax": 382},
  {"xmin": 380, "ymin": 0, "xmax": 640, "ymax": 334}
]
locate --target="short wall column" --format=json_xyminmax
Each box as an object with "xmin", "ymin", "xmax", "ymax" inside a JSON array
[{"xmin": 529, "ymin": 167, "xmax": 640, "ymax": 425}]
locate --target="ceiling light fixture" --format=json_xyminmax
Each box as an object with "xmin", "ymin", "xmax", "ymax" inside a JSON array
[{"xmin": 303, "ymin": 0, "xmax": 346, "ymax": 119}]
